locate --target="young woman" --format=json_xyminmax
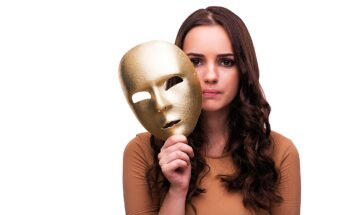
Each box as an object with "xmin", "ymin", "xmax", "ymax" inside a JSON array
[{"xmin": 123, "ymin": 6, "xmax": 300, "ymax": 215}]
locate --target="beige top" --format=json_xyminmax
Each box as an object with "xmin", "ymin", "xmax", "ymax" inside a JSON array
[{"xmin": 123, "ymin": 131, "xmax": 301, "ymax": 215}]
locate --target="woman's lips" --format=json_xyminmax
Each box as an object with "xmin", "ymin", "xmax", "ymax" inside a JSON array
[{"xmin": 203, "ymin": 89, "xmax": 221, "ymax": 97}]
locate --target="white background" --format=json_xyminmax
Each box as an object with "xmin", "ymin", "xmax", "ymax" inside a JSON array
[{"xmin": 1, "ymin": 0, "xmax": 342, "ymax": 214}]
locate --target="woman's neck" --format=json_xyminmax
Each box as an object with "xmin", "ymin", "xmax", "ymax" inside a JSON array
[{"xmin": 201, "ymin": 109, "xmax": 229, "ymax": 157}]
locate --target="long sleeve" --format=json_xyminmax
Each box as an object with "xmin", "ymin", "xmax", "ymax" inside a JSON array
[
  {"xmin": 270, "ymin": 138, "xmax": 301, "ymax": 215},
  {"xmin": 123, "ymin": 133, "xmax": 159, "ymax": 215}
]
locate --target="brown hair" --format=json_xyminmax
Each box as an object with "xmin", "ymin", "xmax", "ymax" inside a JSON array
[{"xmin": 147, "ymin": 6, "xmax": 282, "ymax": 213}]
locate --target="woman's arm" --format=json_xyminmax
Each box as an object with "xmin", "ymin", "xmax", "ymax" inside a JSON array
[
  {"xmin": 157, "ymin": 186, "xmax": 188, "ymax": 215},
  {"xmin": 123, "ymin": 136, "xmax": 158, "ymax": 215},
  {"xmin": 270, "ymin": 141, "xmax": 301, "ymax": 215}
]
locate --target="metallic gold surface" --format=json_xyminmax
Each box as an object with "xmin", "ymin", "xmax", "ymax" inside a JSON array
[{"xmin": 119, "ymin": 40, "xmax": 202, "ymax": 140}]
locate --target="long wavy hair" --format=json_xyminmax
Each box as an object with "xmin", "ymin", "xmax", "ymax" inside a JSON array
[{"xmin": 147, "ymin": 6, "xmax": 282, "ymax": 213}]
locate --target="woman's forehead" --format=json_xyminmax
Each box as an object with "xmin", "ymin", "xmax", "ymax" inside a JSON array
[{"xmin": 183, "ymin": 25, "xmax": 233, "ymax": 54}]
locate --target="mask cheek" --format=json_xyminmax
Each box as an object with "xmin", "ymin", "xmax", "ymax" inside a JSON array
[{"xmin": 133, "ymin": 102, "xmax": 163, "ymax": 132}]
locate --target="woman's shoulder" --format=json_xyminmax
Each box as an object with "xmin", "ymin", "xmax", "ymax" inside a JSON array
[
  {"xmin": 123, "ymin": 132, "xmax": 154, "ymax": 164},
  {"xmin": 269, "ymin": 131, "xmax": 300, "ymax": 167}
]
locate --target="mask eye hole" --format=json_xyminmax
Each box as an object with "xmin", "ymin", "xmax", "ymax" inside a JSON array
[
  {"xmin": 132, "ymin": 91, "xmax": 151, "ymax": 103},
  {"xmin": 165, "ymin": 76, "xmax": 183, "ymax": 90}
]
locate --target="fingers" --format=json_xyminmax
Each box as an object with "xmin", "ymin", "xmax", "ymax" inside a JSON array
[
  {"xmin": 157, "ymin": 135, "xmax": 193, "ymax": 188},
  {"xmin": 158, "ymin": 134, "xmax": 194, "ymax": 174},
  {"xmin": 159, "ymin": 135, "xmax": 194, "ymax": 159},
  {"xmin": 160, "ymin": 159, "xmax": 188, "ymax": 173},
  {"xmin": 159, "ymin": 150, "xmax": 191, "ymax": 167},
  {"xmin": 161, "ymin": 134, "xmax": 188, "ymax": 149}
]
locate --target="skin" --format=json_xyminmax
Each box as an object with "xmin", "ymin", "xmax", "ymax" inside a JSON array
[{"xmin": 157, "ymin": 25, "xmax": 240, "ymax": 214}]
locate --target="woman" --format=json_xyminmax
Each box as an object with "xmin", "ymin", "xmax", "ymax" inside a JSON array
[{"xmin": 123, "ymin": 6, "xmax": 300, "ymax": 215}]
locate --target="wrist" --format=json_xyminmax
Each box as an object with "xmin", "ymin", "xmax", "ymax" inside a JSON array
[
  {"xmin": 158, "ymin": 185, "xmax": 188, "ymax": 215},
  {"xmin": 168, "ymin": 185, "xmax": 189, "ymax": 198}
]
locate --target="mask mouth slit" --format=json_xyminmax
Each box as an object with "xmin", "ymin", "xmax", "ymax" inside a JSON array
[{"xmin": 162, "ymin": 120, "xmax": 181, "ymax": 129}]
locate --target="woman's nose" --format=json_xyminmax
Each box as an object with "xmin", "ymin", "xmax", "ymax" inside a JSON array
[{"xmin": 203, "ymin": 63, "xmax": 218, "ymax": 84}]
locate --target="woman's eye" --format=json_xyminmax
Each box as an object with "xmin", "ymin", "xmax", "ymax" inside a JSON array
[
  {"xmin": 190, "ymin": 58, "xmax": 202, "ymax": 67},
  {"xmin": 165, "ymin": 76, "xmax": 183, "ymax": 90},
  {"xmin": 220, "ymin": 58, "xmax": 235, "ymax": 67}
]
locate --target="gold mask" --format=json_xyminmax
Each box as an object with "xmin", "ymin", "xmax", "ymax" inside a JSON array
[{"xmin": 119, "ymin": 40, "xmax": 202, "ymax": 140}]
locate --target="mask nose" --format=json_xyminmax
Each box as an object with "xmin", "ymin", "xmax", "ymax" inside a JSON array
[{"xmin": 152, "ymin": 87, "xmax": 171, "ymax": 113}]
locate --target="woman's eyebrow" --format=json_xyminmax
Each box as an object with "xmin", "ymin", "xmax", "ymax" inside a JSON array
[
  {"xmin": 186, "ymin": 53, "xmax": 204, "ymax": 57},
  {"xmin": 218, "ymin": 53, "xmax": 234, "ymax": 57},
  {"xmin": 186, "ymin": 53, "xmax": 234, "ymax": 57}
]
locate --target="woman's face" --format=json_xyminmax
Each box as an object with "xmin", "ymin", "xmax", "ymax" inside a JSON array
[{"xmin": 183, "ymin": 25, "xmax": 240, "ymax": 113}]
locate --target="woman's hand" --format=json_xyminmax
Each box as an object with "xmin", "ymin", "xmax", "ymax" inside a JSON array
[{"xmin": 158, "ymin": 134, "xmax": 194, "ymax": 194}]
